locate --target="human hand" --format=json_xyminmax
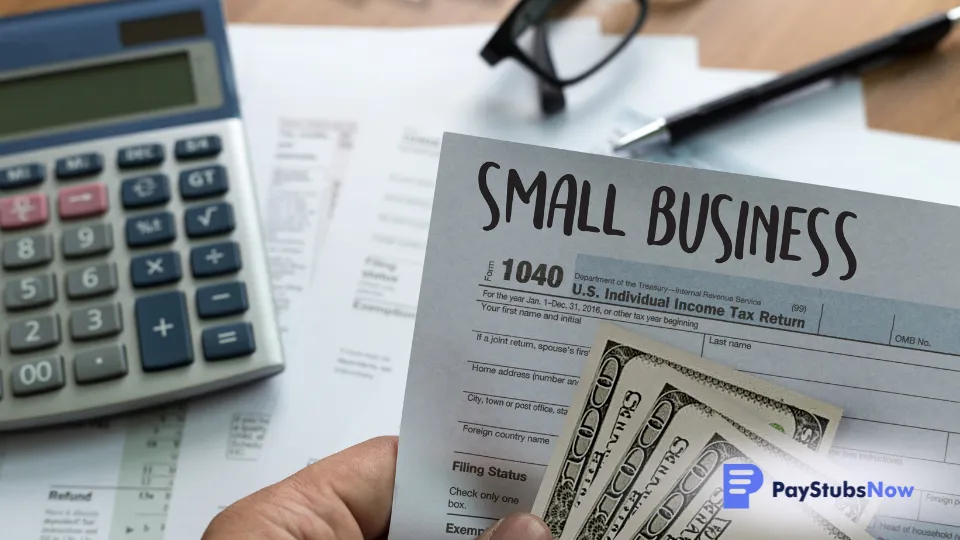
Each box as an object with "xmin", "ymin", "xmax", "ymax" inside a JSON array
[{"xmin": 201, "ymin": 435, "xmax": 552, "ymax": 540}]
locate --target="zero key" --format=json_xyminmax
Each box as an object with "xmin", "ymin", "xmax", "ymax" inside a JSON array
[{"xmin": 135, "ymin": 291, "xmax": 194, "ymax": 371}]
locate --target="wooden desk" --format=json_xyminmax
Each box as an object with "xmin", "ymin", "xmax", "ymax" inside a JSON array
[{"xmin": 3, "ymin": 0, "xmax": 959, "ymax": 142}]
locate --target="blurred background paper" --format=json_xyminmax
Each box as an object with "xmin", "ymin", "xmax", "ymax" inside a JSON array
[{"xmin": 164, "ymin": 21, "xmax": 709, "ymax": 537}]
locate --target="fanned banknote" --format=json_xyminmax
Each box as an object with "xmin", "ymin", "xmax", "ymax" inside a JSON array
[
  {"xmin": 558, "ymin": 371, "xmax": 876, "ymax": 540},
  {"xmin": 530, "ymin": 323, "xmax": 843, "ymax": 538},
  {"xmin": 615, "ymin": 420, "xmax": 874, "ymax": 540}
]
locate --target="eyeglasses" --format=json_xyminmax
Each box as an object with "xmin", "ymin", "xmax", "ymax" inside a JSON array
[{"xmin": 480, "ymin": 0, "xmax": 649, "ymax": 115}]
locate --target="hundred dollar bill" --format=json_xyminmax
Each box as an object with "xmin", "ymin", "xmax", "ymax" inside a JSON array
[
  {"xmin": 561, "ymin": 371, "xmax": 874, "ymax": 540},
  {"xmin": 531, "ymin": 323, "xmax": 842, "ymax": 538},
  {"xmin": 618, "ymin": 419, "xmax": 875, "ymax": 540}
]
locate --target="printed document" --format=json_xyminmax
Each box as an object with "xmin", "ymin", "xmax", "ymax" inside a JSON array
[
  {"xmin": 388, "ymin": 133, "xmax": 960, "ymax": 539},
  {"xmin": 0, "ymin": 406, "xmax": 183, "ymax": 540},
  {"xmin": 162, "ymin": 103, "xmax": 362, "ymax": 535},
  {"xmin": 170, "ymin": 20, "xmax": 678, "ymax": 536},
  {"xmin": 228, "ymin": 20, "xmax": 701, "ymax": 484},
  {"xmin": 258, "ymin": 38, "xmax": 721, "ymax": 470}
]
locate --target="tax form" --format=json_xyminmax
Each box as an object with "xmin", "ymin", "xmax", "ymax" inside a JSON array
[
  {"xmin": 0, "ymin": 406, "xmax": 183, "ymax": 540},
  {"xmin": 388, "ymin": 133, "xmax": 960, "ymax": 539}
]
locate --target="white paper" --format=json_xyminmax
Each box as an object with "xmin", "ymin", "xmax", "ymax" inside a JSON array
[
  {"xmin": 0, "ymin": 20, "xmax": 759, "ymax": 540},
  {"xmin": 256, "ymin": 25, "xmax": 709, "ymax": 467},
  {"xmin": 165, "ymin": 23, "xmax": 707, "ymax": 538},
  {"xmin": 0, "ymin": 406, "xmax": 183, "ymax": 540},
  {"xmin": 161, "ymin": 99, "xmax": 364, "ymax": 535},
  {"xmin": 164, "ymin": 23, "xmax": 534, "ymax": 535},
  {"xmin": 388, "ymin": 132, "xmax": 960, "ymax": 539}
]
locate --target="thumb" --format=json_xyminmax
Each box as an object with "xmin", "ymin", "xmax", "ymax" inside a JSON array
[{"xmin": 476, "ymin": 513, "xmax": 552, "ymax": 540}]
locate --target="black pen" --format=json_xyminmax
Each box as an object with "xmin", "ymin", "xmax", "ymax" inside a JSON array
[{"xmin": 613, "ymin": 6, "xmax": 960, "ymax": 153}]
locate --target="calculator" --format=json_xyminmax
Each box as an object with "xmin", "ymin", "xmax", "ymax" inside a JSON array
[{"xmin": 0, "ymin": 0, "xmax": 284, "ymax": 431}]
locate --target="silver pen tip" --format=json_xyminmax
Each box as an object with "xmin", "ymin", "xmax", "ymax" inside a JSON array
[
  {"xmin": 949, "ymin": 5, "xmax": 960, "ymax": 22},
  {"xmin": 612, "ymin": 118, "xmax": 670, "ymax": 154}
]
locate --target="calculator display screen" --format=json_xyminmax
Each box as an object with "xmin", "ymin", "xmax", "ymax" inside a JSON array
[{"xmin": 0, "ymin": 52, "xmax": 196, "ymax": 139}]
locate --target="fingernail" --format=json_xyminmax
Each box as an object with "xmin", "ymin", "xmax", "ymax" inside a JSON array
[{"xmin": 491, "ymin": 513, "xmax": 551, "ymax": 540}]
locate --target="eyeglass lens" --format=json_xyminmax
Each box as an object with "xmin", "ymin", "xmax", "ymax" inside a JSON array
[{"xmin": 512, "ymin": 0, "xmax": 645, "ymax": 84}]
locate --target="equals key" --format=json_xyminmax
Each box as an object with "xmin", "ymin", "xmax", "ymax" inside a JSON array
[
  {"xmin": 196, "ymin": 282, "xmax": 249, "ymax": 318},
  {"xmin": 202, "ymin": 322, "xmax": 256, "ymax": 361}
]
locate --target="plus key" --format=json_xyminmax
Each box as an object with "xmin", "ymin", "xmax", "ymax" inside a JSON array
[
  {"xmin": 135, "ymin": 291, "xmax": 194, "ymax": 371},
  {"xmin": 0, "ymin": 192, "xmax": 48, "ymax": 230}
]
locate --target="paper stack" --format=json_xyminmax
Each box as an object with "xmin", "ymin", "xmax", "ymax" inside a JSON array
[{"xmin": 533, "ymin": 323, "xmax": 877, "ymax": 540}]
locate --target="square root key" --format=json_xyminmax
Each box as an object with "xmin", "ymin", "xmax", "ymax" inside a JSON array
[{"xmin": 185, "ymin": 202, "xmax": 234, "ymax": 238}]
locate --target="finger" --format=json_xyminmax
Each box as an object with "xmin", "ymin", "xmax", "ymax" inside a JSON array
[
  {"xmin": 203, "ymin": 435, "xmax": 398, "ymax": 540},
  {"xmin": 287, "ymin": 435, "xmax": 398, "ymax": 539},
  {"xmin": 476, "ymin": 513, "xmax": 552, "ymax": 540}
]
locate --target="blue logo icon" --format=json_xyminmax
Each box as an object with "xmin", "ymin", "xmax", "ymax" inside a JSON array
[{"xmin": 723, "ymin": 463, "xmax": 764, "ymax": 509}]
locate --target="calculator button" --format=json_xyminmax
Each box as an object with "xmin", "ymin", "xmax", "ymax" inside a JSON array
[
  {"xmin": 75, "ymin": 345, "xmax": 128, "ymax": 384},
  {"xmin": 4, "ymin": 274, "xmax": 57, "ymax": 311},
  {"xmin": 191, "ymin": 242, "xmax": 242, "ymax": 277},
  {"xmin": 117, "ymin": 144, "xmax": 165, "ymax": 169},
  {"xmin": 202, "ymin": 322, "xmax": 256, "ymax": 361},
  {"xmin": 125, "ymin": 211, "xmax": 176, "ymax": 247},
  {"xmin": 135, "ymin": 291, "xmax": 193, "ymax": 371},
  {"xmin": 175, "ymin": 135, "xmax": 222, "ymax": 160},
  {"xmin": 180, "ymin": 166, "xmax": 228, "ymax": 199},
  {"xmin": 2, "ymin": 234, "xmax": 53, "ymax": 269},
  {"xmin": 63, "ymin": 223, "xmax": 113, "ymax": 259},
  {"xmin": 121, "ymin": 174, "xmax": 170, "ymax": 209},
  {"xmin": 70, "ymin": 303, "xmax": 123, "ymax": 341},
  {"xmin": 0, "ymin": 163, "xmax": 44, "ymax": 189},
  {"xmin": 11, "ymin": 356, "xmax": 65, "ymax": 396},
  {"xmin": 197, "ymin": 282, "xmax": 249, "ymax": 318},
  {"xmin": 66, "ymin": 263, "xmax": 118, "ymax": 299},
  {"xmin": 131, "ymin": 252, "xmax": 182, "ymax": 288},
  {"xmin": 56, "ymin": 153, "xmax": 103, "ymax": 179},
  {"xmin": 58, "ymin": 183, "xmax": 109, "ymax": 219},
  {"xmin": 0, "ymin": 193, "xmax": 48, "ymax": 230},
  {"xmin": 9, "ymin": 314, "xmax": 61, "ymax": 353},
  {"xmin": 185, "ymin": 202, "xmax": 235, "ymax": 238}
]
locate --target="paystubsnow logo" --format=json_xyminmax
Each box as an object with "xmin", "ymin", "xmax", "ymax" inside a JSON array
[
  {"xmin": 722, "ymin": 463, "xmax": 915, "ymax": 509},
  {"xmin": 723, "ymin": 464, "xmax": 765, "ymax": 509}
]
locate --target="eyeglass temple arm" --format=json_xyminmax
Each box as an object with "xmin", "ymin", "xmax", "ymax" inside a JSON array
[{"xmin": 533, "ymin": 22, "xmax": 566, "ymax": 115}]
